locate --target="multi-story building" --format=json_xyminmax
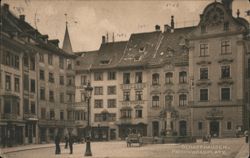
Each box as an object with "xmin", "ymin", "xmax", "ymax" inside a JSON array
[
  {"xmin": 75, "ymin": 0, "xmax": 249, "ymax": 139},
  {"xmin": 0, "ymin": 3, "xmax": 76, "ymax": 146}
]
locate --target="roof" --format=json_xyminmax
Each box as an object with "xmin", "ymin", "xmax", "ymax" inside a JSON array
[
  {"xmin": 62, "ymin": 24, "xmax": 73, "ymax": 53},
  {"xmin": 75, "ymin": 50, "xmax": 99, "ymax": 72},
  {"xmin": 117, "ymin": 31, "xmax": 162, "ymax": 68},
  {"xmin": 148, "ymin": 27, "xmax": 195, "ymax": 67},
  {"xmin": 1, "ymin": 3, "xmax": 75, "ymax": 58}
]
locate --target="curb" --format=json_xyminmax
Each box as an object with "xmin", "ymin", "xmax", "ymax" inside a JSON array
[{"xmin": 1, "ymin": 144, "xmax": 56, "ymax": 154}]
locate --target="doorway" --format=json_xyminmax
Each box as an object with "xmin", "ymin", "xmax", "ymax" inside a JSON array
[
  {"xmin": 152, "ymin": 121, "xmax": 159, "ymax": 137},
  {"xmin": 210, "ymin": 121, "xmax": 219, "ymax": 137},
  {"xmin": 179, "ymin": 121, "xmax": 187, "ymax": 136}
]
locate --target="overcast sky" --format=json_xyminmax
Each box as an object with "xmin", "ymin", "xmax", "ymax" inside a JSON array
[{"xmin": 2, "ymin": 0, "xmax": 250, "ymax": 52}]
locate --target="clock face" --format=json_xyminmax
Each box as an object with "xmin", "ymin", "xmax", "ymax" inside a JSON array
[{"xmin": 205, "ymin": 7, "xmax": 224, "ymax": 25}]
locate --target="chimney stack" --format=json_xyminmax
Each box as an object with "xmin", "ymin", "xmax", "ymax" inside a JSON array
[
  {"xmin": 222, "ymin": 0, "xmax": 233, "ymax": 14},
  {"xmin": 155, "ymin": 25, "xmax": 161, "ymax": 31},
  {"xmin": 171, "ymin": 15, "xmax": 175, "ymax": 32},
  {"xmin": 102, "ymin": 36, "xmax": 106, "ymax": 44},
  {"xmin": 3, "ymin": 3, "xmax": 9, "ymax": 11},
  {"xmin": 19, "ymin": 15, "xmax": 25, "ymax": 21}
]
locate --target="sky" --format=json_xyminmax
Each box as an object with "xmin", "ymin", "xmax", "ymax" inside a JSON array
[{"xmin": 2, "ymin": 0, "xmax": 250, "ymax": 52}]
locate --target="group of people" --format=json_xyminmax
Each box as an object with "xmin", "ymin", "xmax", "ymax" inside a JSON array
[{"xmin": 55, "ymin": 133, "xmax": 74, "ymax": 155}]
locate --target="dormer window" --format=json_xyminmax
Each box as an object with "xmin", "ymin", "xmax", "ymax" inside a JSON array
[
  {"xmin": 139, "ymin": 47, "xmax": 145, "ymax": 52},
  {"xmin": 100, "ymin": 60, "xmax": 110, "ymax": 65}
]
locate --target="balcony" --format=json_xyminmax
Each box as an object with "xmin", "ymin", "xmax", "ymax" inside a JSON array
[
  {"xmin": 23, "ymin": 113, "xmax": 38, "ymax": 121},
  {"xmin": 134, "ymin": 83, "xmax": 146, "ymax": 90},
  {"xmin": 119, "ymin": 117, "xmax": 132, "ymax": 124},
  {"xmin": 1, "ymin": 113, "xmax": 18, "ymax": 120},
  {"xmin": 38, "ymin": 120, "xmax": 75, "ymax": 127},
  {"xmin": 120, "ymin": 84, "xmax": 132, "ymax": 90}
]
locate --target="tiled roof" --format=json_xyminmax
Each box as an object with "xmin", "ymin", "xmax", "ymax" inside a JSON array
[
  {"xmin": 117, "ymin": 31, "xmax": 162, "ymax": 68},
  {"xmin": 148, "ymin": 27, "xmax": 195, "ymax": 67},
  {"xmin": 75, "ymin": 50, "xmax": 99, "ymax": 72},
  {"xmin": 91, "ymin": 41, "xmax": 128, "ymax": 70}
]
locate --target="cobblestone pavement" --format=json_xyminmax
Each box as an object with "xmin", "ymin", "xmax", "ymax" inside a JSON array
[{"xmin": 1, "ymin": 138, "xmax": 249, "ymax": 158}]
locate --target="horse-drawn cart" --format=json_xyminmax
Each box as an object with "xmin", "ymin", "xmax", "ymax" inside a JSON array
[{"xmin": 126, "ymin": 134, "xmax": 142, "ymax": 147}]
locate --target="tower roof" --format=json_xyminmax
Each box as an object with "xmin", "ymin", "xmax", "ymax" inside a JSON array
[{"xmin": 62, "ymin": 23, "xmax": 73, "ymax": 53}]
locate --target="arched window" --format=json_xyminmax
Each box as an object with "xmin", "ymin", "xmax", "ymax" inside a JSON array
[
  {"xmin": 152, "ymin": 96, "xmax": 160, "ymax": 108},
  {"xmin": 165, "ymin": 95, "xmax": 173, "ymax": 107},
  {"xmin": 152, "ymin": 73, "xmax": 160, "ymax": 85},
  {"xmin": 179, "ymin": 71, "xmax": 187, "ymax": 83},
  {"xmin": 165, "ymin": 72, "xmax": 173, "ymax": 84},
  {"xmin": 179, "ymin": 94, "xmax": 187, "ymax": 107}
]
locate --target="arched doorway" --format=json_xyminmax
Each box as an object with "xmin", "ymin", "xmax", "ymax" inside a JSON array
[
  {"xmin": 210, "ymin": 121, "xmax": 219, "ymax": 137},
  {"xmin": 179, "ymin": 121, "xmax": 187, "ymax": 136}
]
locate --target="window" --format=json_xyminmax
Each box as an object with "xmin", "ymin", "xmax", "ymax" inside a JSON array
[
  {"xmin": 165, "ymin": 72, "xmax": 173, "ymax": 84},
  {"xmin": 4, "ymin": 99, "xmax": 11, "ymax": 113},
  {"xmin": 81, "ymin": 92, "xmax": 85, "ymax": 102},
  {"xmin": 59, "ymin": 56, "xmax": 64, "ymax": 69},
  {"xmin": 30, "ymin": 56, "xmax": 35, "ymax": 70},
  {"xmin": 67, "ymin": 93, "xmax": 74, "ymax": 102},
  {"xmin": 2, "ymin": 51, "xmax": 19, "ymax": 69},
  {"xmin": 108, "ymin": 99, "xmax": 116, "ymax": 108},
  {"xmin": 50, "ymin": 109, "xmax": 55, "ymax": 120},
  {"xmin": 152, "ymin": 73, "xmax": 159, "ymax": 85},
  {"xmin": 40, "ymin": 87, "xmax": 45, "ymax": 100},
  {"xmin": 221, "ymin": 40, "xmax": 231, "ymax": 54},
  {"xmin": 109, "ymin": 113, "xmax": 116, "ymax": 121},
  {"xmin": 30, "ymin": 79, "xmax": 35, "ymax": 93},
  {"xmin": 60, "ymin": 93, "xmax": 64, "ymax": 103},
  {"xmin": 135, "ymin": 72, "xmax": 143, "ymax": 83},
  {"xmin": 123, "ymin": 73, "xmax": 130, "ymax": 84},
  {"xmin": 121, "ymin": 110, "xmax": 131, "ymax": 118},
  {"xmin": 227, "ymin": 121, "xmax": 232, "ymax": 130},
  {"xmin": 179, "ymin": 71, "xmax": 187, "ymax": 83},
  {"xmin": 94, "ymin": 99, "xmax": 103, "ymax": 108},
  {"xmin": 224, "ymin": 22, "xmax": 229, "ymax": 31},
  {"xmin": 48, "ymin": 54, "xmax": 53, "ymax": 65},
  {"xmin": 248, "ymin": 59, "xmax": 250, "ymax": 78},
  {"xmin": 60, "ymin": 111, "xmax": 64, "ymax": 120},
  {"xmin": 49, "ymin": 90, "xmax": 54, "ymax": 102},
  {"xmin": 81, "ymin": 75, "xmax": 87, "ymax": 85},
  {"xmin": 107, "ymin": 86, "xmax": 116, "ymax": 95},
  {"xmin": 221, "ymin": 65, "xmax": 230, "ymax": 79},
  {"xmin": 94, "ymin": 72, "xmax": 103, "ymax": 81},
  {"xmin": 40, "ymin": 70, "xmax": 45, "ymax": 80},
  {"xmin": 59, "ymin": 76, "xmax": 64, "ymax": 85},
  {"xmin": 14, "ymin": 55, "xmax": 19, "ymax": 69},
  {"xmin": 39, "ymin": 53, "xmax": 44, "ymax": 62},
  {"xmin": 135, "ymin": 91, "xmax": 143, "ymax": 101},
  {"xmin": 41, "ymin": 108, "xmax": 46, "ymax": 119},
  {"xmin": 23, "ymin": 53, "xmax": 29, "ymax": 67},
  {"xmin": 201, "ymin": 25, "xmax": 206, "ymax": 33},
  {"xmin": 108, "ymin": 72, "xmax": 116, "ymax": 80},
  {"xmin": 198, "ymin": 122, "xmax": 203, "ymax": 130},
  {"xmin": 200, "ymin": 89, "xmax": 208, "ymax": 101},
  {"xmin": 221, "ymin": 88, "xmax": 230, "ymax": 101},
  {"xmin": 23, "ymin": 99, "xmax": 29, "ymax": 114},
  {"xmin": 165, "ymin": 95, "xmax": 173, "ymax": 107},
  {"xmin": 23, "ymin": 74, "xmax": 29, "ymax": 91},
  {"xmin": 49, "ymin": 72, "xmax": 54, "ymax": 83},
  {"xmin": 200, "ymin": 68, "xmax": 208, "ymax": 80},
  {"xmin": 5, "ymin": 75, "xmax": 11, "ymax": 91},
  {"xmin": 67, "ymin": 59, "xmax": 72, "ymax": 70},
  {"xmin": 94, "ymin": 87, "xmax": 103, "ymax": 95},
  {"xmin": 94, "ymin": 114, "xmax": 102, "ymax": 122},
  {"xmin": 30, "ymin": 102, "xmax": 35, "ymax": 114},
  {"xmin": 179, "ymin": 94, "xmax": 187, "ymax": 107},
  {"xmin": 135, "ymin": 109, "xmax": 142, "ymax": 118},
  {"xmin": 14, "ymin": 77, "xmax": 20, "ymax": 92},
  {"xmin": 200, "ymin": 43, "xmax": 209, "ymax": 56},
  {"xmin": 152, "ymin": 96, "xmax": 159, "ymax": 108},
  {"xmin": 123, "ymin": 91, "xmax": 130, "ymax": 101}
]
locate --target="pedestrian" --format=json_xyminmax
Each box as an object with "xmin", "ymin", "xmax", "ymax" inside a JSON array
[
  {"xmin": 68, "ymin": 133, "xmax": 74, "ymax": 154},
  {"xmin": 244, "ymin": 130, "xmax": 248, "ymax": 143},
  {"xmin": 65, "ymin": 135, "xmax": 69, "ymax": 149},
  {"xmin": 55, "ymin": 133, "xmax": 61, "ymax": 155}
]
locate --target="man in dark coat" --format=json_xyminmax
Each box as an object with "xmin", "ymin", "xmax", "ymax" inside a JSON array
[
  {"xmin": 68, "ymin": 133, "xmax": 74, "ymax": 154},
  {"xmin": 55, "ymin": 133, "xmax": 61, "ymax": 154},
  {"xmin": 65, "ymin": 135, "xmax": 69, "ymax": 149}
]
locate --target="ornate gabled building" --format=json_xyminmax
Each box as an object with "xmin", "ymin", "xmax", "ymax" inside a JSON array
[
  {"xmin": 75, "ymin": 0, "xmax": 249, "ymax": 139},
  {"xmin": 0, "ymin": 3, "xmax": 76, "ymax": 146}
]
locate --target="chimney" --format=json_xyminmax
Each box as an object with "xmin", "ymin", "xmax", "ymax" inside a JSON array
[
  {"xmin": 49, "ymin": 39, "xmax": 60, "ymax": 47},
  {"xmin": 164, "ymin": 24, "xmax": 171, "ymax": 33},
  {"xmin": 19, "ymin": 15, "xmax": 25, "ymax": 21},
  {"xmin": 3, "ymin": 3, "xmax": 9, "ymax": 11},
  {"xmin": 222, "ymin": 0, "xmax": 233, "ymax": 14},
  {"xmin": 155, "ymin": 25, "xmax": 161, "ymax": 31},
  {"xmin": 102, "ymin": 35, "xmax": 106, "ymax": 44},
  {"xmin": 171, "ymin": 15, "xmax": 175, "ymax": 31}
]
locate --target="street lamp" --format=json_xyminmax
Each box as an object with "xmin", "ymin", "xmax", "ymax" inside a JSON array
[{"xmin": 84, "ymin": 81, "xmax": 93, "ymax": 156}]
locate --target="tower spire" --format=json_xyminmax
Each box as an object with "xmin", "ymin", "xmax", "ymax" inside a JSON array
[{"xmin": 62, "ymin": 13, "xmax": 73, "ymax": 53}]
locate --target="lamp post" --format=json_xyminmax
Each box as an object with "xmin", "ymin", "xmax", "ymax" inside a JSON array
[{"xmin": 84, "ymin": 82, "xmax": 93, "ymax": 156}]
